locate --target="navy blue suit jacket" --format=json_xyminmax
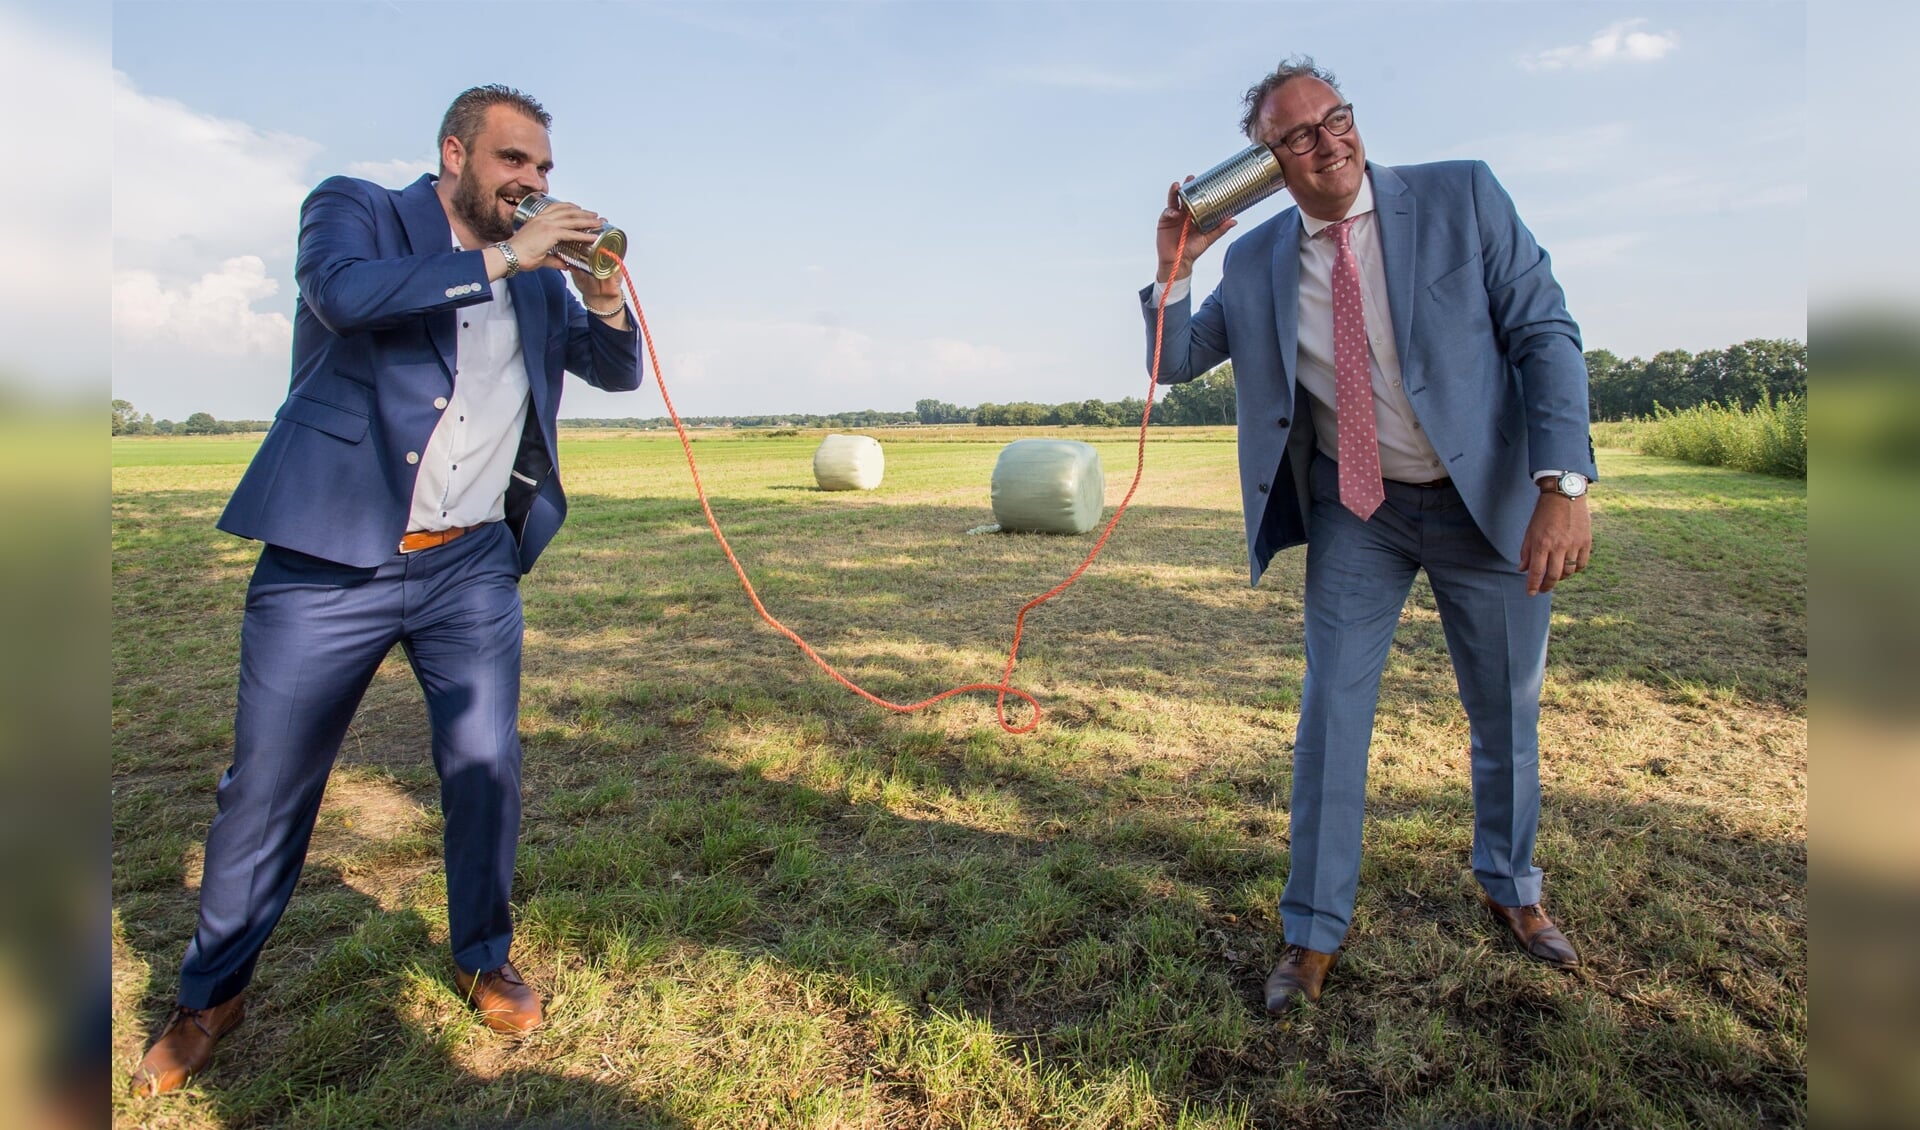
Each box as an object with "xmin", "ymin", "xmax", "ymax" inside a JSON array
[
  {"xmin": 220, "ymin": 173, "xmax": 643, "ymax": 573},
  {"xmin": 1143, "ymin": 161, "xmax": 1595, "ymax": 585}
]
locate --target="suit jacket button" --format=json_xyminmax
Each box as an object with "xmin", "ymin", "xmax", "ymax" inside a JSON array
[
  {"xmin": 406, "ymin": 451, "xmax": 420, "ymax": 465},
  {"xmin": 434, "ymin": 397, "xmax": 449, "ymax": 410},
  {"xmin": 1277, "ymin": 416, "xmax": 1290, "ymax": 428},
  {"xmin": 444, "ymin": 287, "xmax": 457, "ymax": 298},
  {"xmin": 1258, "ymin": 482, "xmax": 1270, "ymax": 494}
]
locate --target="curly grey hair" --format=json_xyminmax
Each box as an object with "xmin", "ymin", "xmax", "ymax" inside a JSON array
[{"xmin": 1239, "ymin": 56, "xmax": 1342, "ymax": 141}]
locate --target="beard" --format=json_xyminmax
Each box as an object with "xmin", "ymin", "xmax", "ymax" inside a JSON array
[{"xmin": 451, "ymin": 173, "xmax": 515, "ymax": 243}]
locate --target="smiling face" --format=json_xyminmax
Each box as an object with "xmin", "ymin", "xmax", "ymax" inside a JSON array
[
  {"xmin": 439, "ymin": 105, "xmax": 554, "ymax": 244},
  {"xmin": 1255, "ymin": 76, "xmax": 1365, "ymax": 222}
]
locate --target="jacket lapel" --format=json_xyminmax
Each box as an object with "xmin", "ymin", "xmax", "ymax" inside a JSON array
[
  {"xmin": 1369, "ymin": 163, "xmax": 1417, "ymax": 371},
  {"xmin": 396, "ymin": 175, "xmax": 459, "ymax": 381},
  {"xmin": 1270, "ymin": 212, "xmax": 1303, "ymax": 388}
]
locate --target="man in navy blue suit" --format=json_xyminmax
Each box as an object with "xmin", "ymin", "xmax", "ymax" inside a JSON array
[
  {"xmin": 1142, "ymin": 58, "xmax": 1596, "ymax": 1012},
  {"xmin": 134, "ymin": 84, "xmax": 643, "ymax": 1095}
]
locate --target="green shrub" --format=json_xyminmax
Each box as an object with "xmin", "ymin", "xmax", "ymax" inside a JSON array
[{"xmin": 1637, "ymin": 395, "xmax": 1806, "ymax": 478}]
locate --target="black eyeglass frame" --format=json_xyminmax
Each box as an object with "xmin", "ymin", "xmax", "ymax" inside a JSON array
[{"xmin": 1270, "ymin": 103, "xmax": 1356, "ymax": 156}]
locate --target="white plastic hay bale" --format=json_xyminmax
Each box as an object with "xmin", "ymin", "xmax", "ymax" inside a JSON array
[
  {"xmin": 990, "ymin": 439, "xmax": 1106, "ymax": 534},
  {"xmin": 813, "ymin": 433, "xmax": 885, "ymax": 491}
]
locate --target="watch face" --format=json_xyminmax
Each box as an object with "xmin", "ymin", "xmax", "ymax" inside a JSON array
[{"xmin": 1558, "ymin": 472, "xmax": 1589, "ymax": 498}]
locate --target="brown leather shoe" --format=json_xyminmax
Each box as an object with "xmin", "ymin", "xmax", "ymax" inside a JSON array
[
  {"xmin": 454, "ymin": 960, "xmax": 543, "ymax": 1033},
  {"xmin": 130, "ymin": 995, "xmax": 245, "ymax": 1096},
  {"xmin": 1481, "ymin": 892, "xmax": 1581, "ymax": 967},
  {"xmin": 1264, "ymin": 944, "xmax": 1339, "ymax": 1014}
]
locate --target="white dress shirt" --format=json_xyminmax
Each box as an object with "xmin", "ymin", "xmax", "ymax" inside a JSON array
[{"xmin": 407, "ymin": 246, "xmax": 532, "ymax": 533}]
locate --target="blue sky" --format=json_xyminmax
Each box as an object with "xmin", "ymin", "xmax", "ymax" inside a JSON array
[{"xmin": 95, "ymin": 1, "xmax": 1812, "ymax": 421}]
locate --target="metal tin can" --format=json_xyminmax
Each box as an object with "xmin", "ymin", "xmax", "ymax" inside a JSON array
[
  {"xmin": 510, "ymin": 192, "xmax": 628, "ymax": 279},
  {"xmin": 1175, "ymin": 143, "xmax": 1288, "ymax": 234}
]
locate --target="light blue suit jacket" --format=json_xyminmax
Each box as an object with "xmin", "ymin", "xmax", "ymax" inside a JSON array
[
  {"xmin": 220, "ymin": 174, "xmax": 643, "ymax": 573},
  {"xmin": 1142, "ymin": 160, "xmax": 1595, "ymax": 585}
]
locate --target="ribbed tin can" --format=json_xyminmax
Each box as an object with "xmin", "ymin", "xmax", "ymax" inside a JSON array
[
  {"xmin": 510, "ymin": 192, "xmax": 628, "ymax": 279},
  {"xmin": 1175, "ymin": 143, "xmax": 1288, "ymax": 233}
]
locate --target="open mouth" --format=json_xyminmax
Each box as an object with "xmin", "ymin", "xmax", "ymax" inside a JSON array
[{"xmin": 1318, "ymin": 157, "xmax": 1350, "ymax": 175}]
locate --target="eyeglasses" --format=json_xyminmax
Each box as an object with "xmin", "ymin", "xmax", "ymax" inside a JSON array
[{"xmin": 1271, "ymin": 103, "xmax": 1355, "ymax": 156}]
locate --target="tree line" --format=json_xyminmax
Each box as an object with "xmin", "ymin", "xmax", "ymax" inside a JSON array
[
  {"xmin": 111, "ymin": 401, "xmax": 270, "ymax": 436},
  {"xmin": 111, "ymin": 336, "xmax": 1806, "ymax": 435},
  {"xmin": 1585, "ymin": 338, "xmax": 1804, "ymax": 421}
]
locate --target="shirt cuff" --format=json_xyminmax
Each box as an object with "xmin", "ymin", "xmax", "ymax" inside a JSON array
[
  {"xmin": 1149, "ymin": 276, "xmax": 1192, "ymax": 305},
  {"xmin": 1533, "ymin": 469, "xmax": 1564, "ymax": 483}
]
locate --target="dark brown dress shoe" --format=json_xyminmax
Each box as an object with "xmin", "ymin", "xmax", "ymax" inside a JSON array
[
  {"xmin": 1481, "ymin": 892, "xmax": 1581, "ymax": 967},
  {"xmin": 454, "ymin": 959, "xmax": 543, "ymax": 1033},
  {"xmin": 1264, "ymin": 944, "xmax": 1339, "ymax": 1014},
  {"xmin": 130, "ymin": 995, "xmax": 245, "ymax": 1096}
]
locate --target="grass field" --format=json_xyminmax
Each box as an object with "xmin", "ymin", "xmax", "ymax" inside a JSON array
[{"xmin": 112, "ymin": 426, "xmax": 1805, "ymax": 1128}]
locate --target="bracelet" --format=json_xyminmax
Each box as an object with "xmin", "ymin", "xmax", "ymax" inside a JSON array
[{"xmin": 582, "ymin": 297, "xmax": 624, "ymax": 318}]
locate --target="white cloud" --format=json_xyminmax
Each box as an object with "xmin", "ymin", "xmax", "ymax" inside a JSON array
[
  {"xmin": 114, "ymin": 256, "xmax": 293, "ymax": 357},
  {"xmin": 346, "ymin": 157, "xmax": 436, "ymax": 187},
  {"xmin": 1523, "ymin": 19, "xmax": 1679, "ymax": 71},
  {"xmin": 113, "ymin": 71, "xmax": 320, "ymax": 268}
]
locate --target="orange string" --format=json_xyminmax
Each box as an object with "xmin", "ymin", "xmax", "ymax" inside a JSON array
[{"xmin": 602, "ymin": 219, "xmax": 1190, "ymax": 734}]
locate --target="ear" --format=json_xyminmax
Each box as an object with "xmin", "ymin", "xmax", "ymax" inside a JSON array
[{"xmin": 440, "ymin": 133, "xmax": 466, "ymax": 179}]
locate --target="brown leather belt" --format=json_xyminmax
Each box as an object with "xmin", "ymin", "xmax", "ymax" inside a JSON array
[{"xmin": 399, "ymin": 522, "xmax": 490, "ymax": 554}]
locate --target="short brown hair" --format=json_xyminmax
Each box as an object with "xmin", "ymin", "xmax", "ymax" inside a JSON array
[
  {"xmin": 436, "ymin": 84, "xmax": 552, "ymax": 174},
  {"xmin": 1239, "ymin": 56, "xmax": 1342, "ymax": 141}
]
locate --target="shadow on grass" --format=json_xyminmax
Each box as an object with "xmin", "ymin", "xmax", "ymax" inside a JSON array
[
  {"xmin": 114, "ymin": 719, "xmax": 1804, "ymax": 1128},
  {"xmin": 114, "ymin": 682, "xmax": 1804, "ymax": 1128},
  {"xmin": 496, "ymin": 719, "xmax": 1804, "ymax": 1127}
]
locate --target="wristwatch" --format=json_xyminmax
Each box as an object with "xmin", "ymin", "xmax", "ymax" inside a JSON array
[
  {"xmin": 1541, "ymin": 471, "xmax": 1590, "ymax": 500},
  {"xmin": 494, "ymin": 241, "xmax": 520, "ymax": 278}
]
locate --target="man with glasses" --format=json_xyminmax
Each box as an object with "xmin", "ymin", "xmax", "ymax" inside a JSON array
[{"xmin": 1139, "ymin": 57, "xmax": 1595, "ymax": 1011}]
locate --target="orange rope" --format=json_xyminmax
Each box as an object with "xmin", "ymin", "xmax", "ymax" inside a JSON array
[{"xmin": 602, "ymin": 220, "xmax": 1190, "ymax": 734}]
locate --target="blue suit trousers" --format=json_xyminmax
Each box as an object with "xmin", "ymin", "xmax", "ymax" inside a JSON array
[
  {"xmin": 177, "ymin": 522, "xmax": 525, "ymax": 1008},
  {"xmin": 1281, "ymin": 454, "xmax": 1550, "ymax": 953}
]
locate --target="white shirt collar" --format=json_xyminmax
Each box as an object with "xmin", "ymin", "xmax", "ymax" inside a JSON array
[{"xmin": 1299, "ymin": 170, "xmax": 1376, "ymax": 237}]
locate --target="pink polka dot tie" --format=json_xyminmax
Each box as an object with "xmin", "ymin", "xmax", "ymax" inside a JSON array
[{"xmin": 1328, "ymin": 216, "xmax": 1384, "ymax": 521}]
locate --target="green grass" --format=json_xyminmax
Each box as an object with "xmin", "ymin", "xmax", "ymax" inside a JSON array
[{"xmin": 113, "ymin": 428, "xmax": 1804, "ymax": 1128}]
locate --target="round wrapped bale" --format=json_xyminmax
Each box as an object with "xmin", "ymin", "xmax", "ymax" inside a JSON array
[
  {"xmin": 813, "ymin": 433, "xmax": 884, "ymax": 491},
  {"xmin": 990, "ymin": 439, "xmax": 1106, "ymax": 534}
]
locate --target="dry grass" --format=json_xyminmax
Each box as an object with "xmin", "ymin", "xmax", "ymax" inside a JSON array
[{"xmin": 113, "ymin": 427, "xmax": 1803, "ymax": 1128}]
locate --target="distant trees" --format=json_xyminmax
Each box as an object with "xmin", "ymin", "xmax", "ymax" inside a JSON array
[
  {"xmin": 1587, "ymin": 338, "xmax": 1805, "ymax": 421},
  {"xmin": 118, "ymin": 336, "xmax": 1808, "ymax": 438},
  {"xmin": 1157, "ymin": 363, "xmax": 1237, "ymax": 426},
  {"xmin": 561, "ymin": 409, "xmax": 920, "ymax": 430},
  {"xmin": 914, "ymin": 398, "xmax": 972, "ymax": 425},
  {"xmin": 111, "ymin": 399, "xmax": 153, "ymax": 435},
  {"xmin": 110, "ymin": 400, "xmax": 268, "ymax": 435}
]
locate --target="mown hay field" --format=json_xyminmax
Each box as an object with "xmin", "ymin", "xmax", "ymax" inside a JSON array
[{"xmin": 113, "ymin": 426, "xmax": 1804, "ymax": 1129}]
